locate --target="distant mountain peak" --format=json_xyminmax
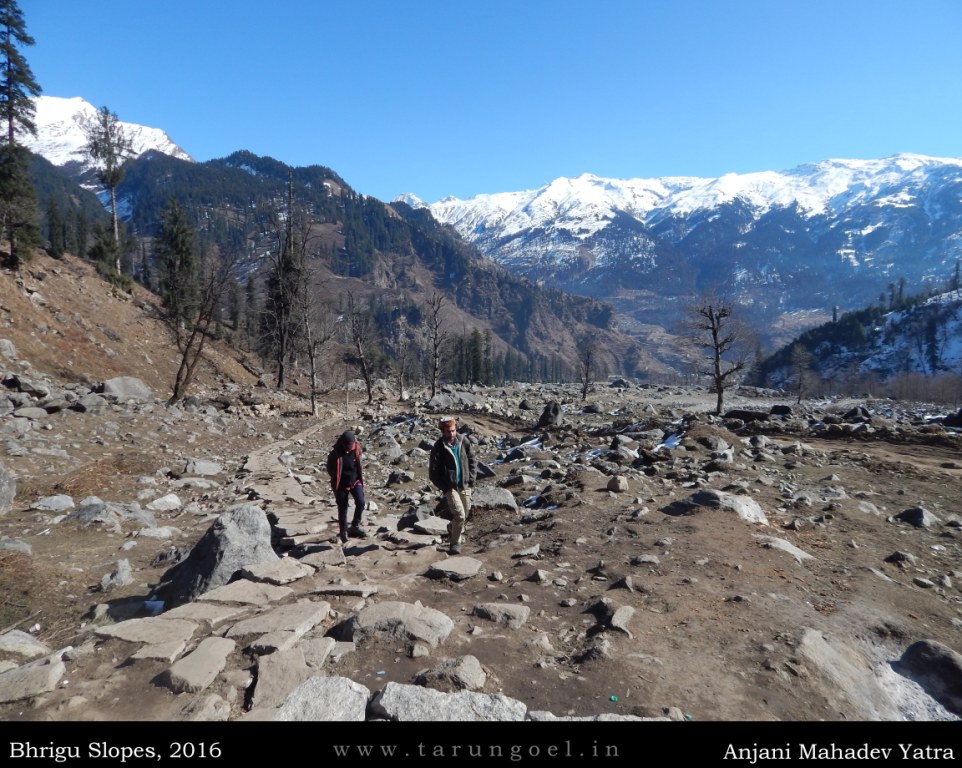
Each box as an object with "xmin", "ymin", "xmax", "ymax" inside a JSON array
[
  {"xmin": 22, "ymin": 95, "xmax": 193, "ymax": 170},
  {"xmin": 393, "ymin": 192, "xmax": 425, "ymax": 208}
]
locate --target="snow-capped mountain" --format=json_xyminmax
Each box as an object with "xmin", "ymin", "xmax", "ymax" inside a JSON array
[
  {"xmin": 403, "ymin": 154, "xmax": 962, "ymax": 354},
  {"xmin": 22, "ymin": 95, "xmax": 192, "ymax": 173}
]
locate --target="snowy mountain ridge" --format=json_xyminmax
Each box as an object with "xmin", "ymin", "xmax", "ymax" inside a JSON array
[
  {"xmin": 399, "ymin": 153, "xmax": 962, "ymax": 367},
  {"xmin": 412, "ymin": 153, "xmax": 962, "ymax": 242},
  {"xmin": 21, "ymin": 95, "xmax": 192, "ymax": 171}
]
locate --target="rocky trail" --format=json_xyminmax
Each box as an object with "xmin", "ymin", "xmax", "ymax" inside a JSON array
[{"xmin": 0, "ymin": 256, "xmax": 961, "ymax": 761}]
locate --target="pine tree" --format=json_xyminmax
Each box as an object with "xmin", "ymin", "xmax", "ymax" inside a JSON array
[
  {"xmin": 156, "ymin": 197, "xmax": 196, "ymax": 333},
  {"xmin": 0, "ymin": 0, "xmax": 40, "ymax": 269},
  {"xmin": 45, "ymin": 194, "xmax": 63, "ymax": 258},
  {"xmin": 83, "ymin": 105, "xmax": 133, "ymax": 272}
]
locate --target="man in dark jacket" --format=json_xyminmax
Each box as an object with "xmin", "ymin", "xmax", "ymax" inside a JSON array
[
  {"xmin": 326, "ymin": 430, "xmax": 368, "ymax": 544},
  {"xmin": 428, "ymin": 416, "xmax": 477, "ymax": 554}
]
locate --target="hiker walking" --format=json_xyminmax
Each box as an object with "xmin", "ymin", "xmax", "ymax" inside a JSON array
[
  {"xmin": 428, "ymin": 416, "xmax": 477, "ymax": 554},
  {"xmin": 326, "ymin": 430, "xmax": 368, "ymax": 544}
]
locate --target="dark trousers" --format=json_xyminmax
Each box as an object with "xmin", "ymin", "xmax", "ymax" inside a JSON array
[{"xmin": 335, "ymin": 484, "xmax": 365, "ymax": 532}]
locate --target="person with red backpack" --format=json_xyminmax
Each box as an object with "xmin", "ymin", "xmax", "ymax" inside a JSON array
[{"xmin": 326, "ymin": 430, "xmax": 368, "ymax": 544}]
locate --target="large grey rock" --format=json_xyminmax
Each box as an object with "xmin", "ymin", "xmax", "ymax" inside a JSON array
[
  {"xmin": 662, "ymin": 488, "xmax": 768, "ymax": 525},
  {"xmin": 369, "ymin": 682, "xmax": 527, "ymax": 721},
  {"xmin": 66, "ymin": 500, "xmax": 156, "ymax": 532},
  {"xmin": 347, "ymin": 601, "xmax": 454, "ymax": 650},
  {"xmin": 469, "ymin": 485, "xmax": 519, "ymax": 513},
  {"xmin": 29, "ymin": 494, "xmax": 74, "ymax": 512},
  {"xmin": 0, "ymin": 630, "xmax": 50, "ymax": 659},
  {"xmin": 274, "ymin": 675, "xmax": 370, "ymax": 721},
  {"xmin": 183, "ymin": 458, "xmax": 223, "ymax": 477},
  {"xmin": 414, "ymin": 655, "xmax": 487, "ymax": 692},
  {"xmin": 893, "ymin": 507, "xmax": 941, "ymax": 528},
  {"xmin": 537, "ymin": 401, "xmax": 562, "ymax": 427},
  {"xmin": 896, "ymin": 640, "xmax": 962, "ymax": 716},
  {"xmin": 98, "ymin": 376, "xmax": 154, "ymax": 403},
  {"xmin": 0, "ymin": 652, "xmax": 66, "ymax": 703},
  {"xmin": 796, "ymin": 628, "xmax": 902, "ymax": 720},
  {"xmin": 472, "ymin": 603, "xmax": 530, "ymax": 629},
  {"xmin": 151, "ymin": 504, "xmax": 279, "ymax": 608},
  {"xmin": 427, "ymin": 556, "xmax": 483, "ymax": 582}
]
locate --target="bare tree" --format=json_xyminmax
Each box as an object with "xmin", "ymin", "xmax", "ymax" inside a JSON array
[
  {"xmin": 426, "ymin": 292, "xmax": 449, "ymax": 398},
  {"xmin": 347, "ymin": 291, "xmax": 376, "ymax": 404},
  {"xmin": 681, "ymin": 290, "xmax": 755, "ymax": 415},
  {"xmin": 296, "ymin": 271, "xmax": 338, "ymax": 416},
  {"xmin": 392, "ymin": 314, "xmax": 414, "ymax": 401},
  {"xmin": 579, "ymin": 339, "xmax": 597, "ymax": 401},
  {"xmin": 788, "ymin": 344, "xmax": 816, "ymax": 404},
  {"xmin": 167, "ymin": 247, "xmax": 238, "ymax": 405}
]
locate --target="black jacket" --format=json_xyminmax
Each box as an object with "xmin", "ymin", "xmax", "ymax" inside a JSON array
[
  {"xmin": 326, "ymin": 440, "xmax": 363, "ymax": 492},
  {"xmin": 429, "ymin": 433, "xmax": 477, "ymax": 492}
]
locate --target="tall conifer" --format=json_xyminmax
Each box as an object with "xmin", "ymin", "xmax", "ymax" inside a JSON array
[
  {"xmin": 83, "ymin": 106, "xmax": 133, "ymax": 272},
  {"xmin": 0, "ymin": 0, "xmax": 40, "ymax": 269}
]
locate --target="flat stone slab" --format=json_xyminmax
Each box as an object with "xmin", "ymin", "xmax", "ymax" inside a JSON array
[
  {"xmin": 369, "ymin": 682, "xmax": 527, "ymax": 721},
  {"xmin": 160, "ymin": 637, "xmax": 236, "ymax": 694},
  {"xmin": 29, "ymin": 494, "xmax": 75, "ymax": 512},
  {"xmin": 252, "ymin": 647, "xmax": 312, "ymax": 709},
  {"xmin": 0, "ymin": 653, "xmax": 66, "ymax": 704},
  {"xmin": 412, "ymin": 516, "xmax": 450, "ymax": 535},
  {"xmin": 472, "ymin": 603, "xmax": 531, "ymax": 630},
  {"xmin": 279, "ymin": 532, "xmax": 331, "ymax": 547},
  {"xmin": 426, "ymin": 556, "xmax": 483, "ymax": 581},
  {"xmin": 161, "ymin": 602, "xmax": 251, "ymax": 628},
  {"xmin": 93, "ymin": 617, "xmax": 198, "ymax": 646},
  {"xmin": 196, "ymin": 580, "xmax": 294, "ymax": 606},
  {"xmin": 131, "ymin": 638, "xmax": 189, "ymax": 662},
  {"xmin": 299, "ymin": 547, "xmax": 347, "ymax": 568},
  {"xmin": 274, "ymin": 675, "xmax": 370, "ymax": 721},
  {"xmin": 240, "ymin": 557, "xmax": 314, "ymax": 585},
  {"xmin": 248, "ymin": 630, "xmax": 303, "ymax": 655},
  {"xmin": 0, "ymin": 629, "xmax": 51, "ymax": 659},
  {"xmin": 754, "ymin": 535, "xmax": 814, "ymax": 564},
  {"xmin": 226, "ymin": 601, "xmax": 331, "ymax": 639},
  {"xmin": 348, "ymin": 601, "xmax": 454, "ymax": 649},
  {"xmin": 302, "ymin": 637, "xmax": 337, "ymax": 669}
]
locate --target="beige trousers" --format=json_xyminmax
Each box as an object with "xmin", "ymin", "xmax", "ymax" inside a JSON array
[{"xmin": 444, "ymin": 487, "xmax": 472, "ymax": 546}]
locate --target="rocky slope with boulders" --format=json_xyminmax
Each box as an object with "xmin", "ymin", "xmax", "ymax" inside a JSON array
[
  {"xmin": 1, "ymin": 344, "xmax": 962, "ymax": 724},
  {"xmin": 1, "ymin": 251, "xmax": 962, "ymax": 726}
]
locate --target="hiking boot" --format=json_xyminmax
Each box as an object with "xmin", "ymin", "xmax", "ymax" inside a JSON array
[
  {"xmin": 348, "ymin": 525, "xmax": 369, "ymax": 539},
  {"xmin": 448, "ymin": 544, "xmax": 461, "ymax": 555},
  {"xmin": 339, "ymin": 530, "xmax": 349, "ymax": 545}
]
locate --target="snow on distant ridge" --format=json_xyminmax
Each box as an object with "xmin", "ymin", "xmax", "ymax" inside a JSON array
[
  {"xmin": 22, "ymin": 95, "xmax": 193, "ymax": 167},
  {"xmin": 422, "ymin": 153, "xmax": 962, "ymax": 241}
]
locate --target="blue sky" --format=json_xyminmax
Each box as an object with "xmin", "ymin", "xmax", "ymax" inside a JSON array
[{"xmin": 26, "ymin": 0, "xmax": 962, "ymax": 203}]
